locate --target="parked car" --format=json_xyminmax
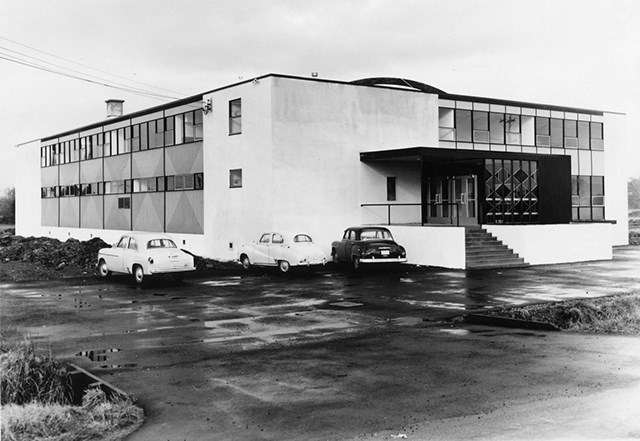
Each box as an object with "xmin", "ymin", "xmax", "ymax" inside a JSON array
[
  {"xmin": 331, "ymin": 226, "xmax": 407, "ymax": 270},
  {"xmin": 97, "ymin": 233, "xmax": 196, "ymax": 284},
  {"xmin": 239, "ymin": 232, "xmax": 327, "ymax": 273}
]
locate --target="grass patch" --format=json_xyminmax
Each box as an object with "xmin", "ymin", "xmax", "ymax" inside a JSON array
[
  {"xmin": 489, "ymin": 293, "xmax": 640, "ymax": 333},
  {"xmin": 1, "ymin": 340, "xmax": 72, "ymax": 406},
  {"xmin": 1, "ymin": 389, "xmax": 143, "ymax": 441},
  {"xmin": 1, "ymin": 342, "xmax": 144, "ymax": 441}
]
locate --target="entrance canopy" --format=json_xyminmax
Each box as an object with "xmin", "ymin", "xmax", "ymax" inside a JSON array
[{"xmin": 360, "ymin": 147, "xmax": 572, "ymax": 225}]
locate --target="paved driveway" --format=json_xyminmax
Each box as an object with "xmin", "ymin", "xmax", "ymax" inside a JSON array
[{"xmin": 1, "ymin": 247, "xmax": 639, "ymax": 440}]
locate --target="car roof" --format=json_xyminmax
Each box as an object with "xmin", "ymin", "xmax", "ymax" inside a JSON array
[
  {"xmin": 120, "ymin": 233, "xmax": 177, "ymax": 242},
  {"xmin": 260, "ymin": 232, "xmax": 315, "ymax": 241},
  {"xmin": 346, "ymin": 226, "xmax": 391, "ymax": 231}
]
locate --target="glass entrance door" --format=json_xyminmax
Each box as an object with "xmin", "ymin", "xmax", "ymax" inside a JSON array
[
  {"xmin": 450, "ymin": 175, "xmax": 478, "ymax": 226},
  {"xmin": 426, "ymin": 175, "xmax": 477, "ymax": 225}
]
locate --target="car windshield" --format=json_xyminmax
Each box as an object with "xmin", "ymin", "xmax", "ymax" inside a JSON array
[
  {"xmin": 147, "ymin": 239, "xmax": 177, "ymax": 249},
  {"xmin": 360, "ymin": 229, "xmax": 393, "ymax": 241},
  {"xmin": 293, "ymin": 234, "xmax": 313, "ymax": 243}
]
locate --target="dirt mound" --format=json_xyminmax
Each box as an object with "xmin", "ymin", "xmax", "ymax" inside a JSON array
[{"xmin": 0, "ymin": 233, "xmax": 110, "ymax": 281}]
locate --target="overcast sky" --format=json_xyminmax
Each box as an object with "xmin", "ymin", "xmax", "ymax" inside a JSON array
[{"xmin": 1, "ymin": 0, "xmax": 639, "ymax": 192}]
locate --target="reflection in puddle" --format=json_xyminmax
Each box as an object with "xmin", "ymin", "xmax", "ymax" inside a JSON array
[
  {"xmin": 100, "ymin": 363, "xmax": 137, "ymax": 369},
  {"xmin": 329, "ymin": 301, "xmax": 364, "ymax": 308},
  {"xmin": 439, "ymin": 328, "xmax": 471, "ymax": 336},
  {"xmin": 200, "ymin": 278, "xmax": 241, "ymax": 287},
  {"xmin": 76, "ymin": 348, "xmax": 120, "ymax": 362}
]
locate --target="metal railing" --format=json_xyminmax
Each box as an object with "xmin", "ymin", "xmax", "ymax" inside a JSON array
[{"xmin": 360, "ymin": 202, "xmax": 460, "ymax": 227}]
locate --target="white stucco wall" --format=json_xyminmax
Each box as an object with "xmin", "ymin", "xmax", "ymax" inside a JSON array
[
  {"xmin": 388, "ymin": 225, "xmax": 466, "ymax": 269},
  {"xmin": 485, "ymin": 224, "xmax": 613, "ymax": 265},
  {"xmin": 203, "ymin": 78, "xmax": 275, "ymax": 261},
  {"xmin": 603, "ymin": 112, "xmax": 629, "ymax": 245},
  {"xmin": 265, "ymin": 77, "xmax": 438, "ymax": 256}
]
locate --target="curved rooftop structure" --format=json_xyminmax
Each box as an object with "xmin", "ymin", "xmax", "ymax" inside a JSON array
[{"xmin": 350, "ymin": 77, "xmax": 446, "ymax": 94}]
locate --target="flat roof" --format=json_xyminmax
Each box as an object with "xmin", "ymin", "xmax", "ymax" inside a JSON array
[{"xmin": 40, "ymin": 73, "xmax": 607, "ymax": 143}]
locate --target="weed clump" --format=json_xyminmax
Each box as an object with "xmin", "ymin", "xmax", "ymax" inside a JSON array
[{"xmin": 0, "ymin": 341, "xmax": 72, "ymax": 405}]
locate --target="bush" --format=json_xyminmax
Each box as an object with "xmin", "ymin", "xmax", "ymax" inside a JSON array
[{"xmin": 0, "ymin": 342, "xmax": 72, "ymax": 405}]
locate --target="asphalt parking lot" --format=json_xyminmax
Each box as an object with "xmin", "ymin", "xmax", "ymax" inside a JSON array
[{"xmin": 2, "ymin": 247, "xmax": 640, "ymax": 440}]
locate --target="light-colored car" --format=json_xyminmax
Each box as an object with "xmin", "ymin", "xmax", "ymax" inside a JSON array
[
  {"xmin": 239, "ymin": 232, "xmax": 327, "ymax": 273},
  {"xmin": 97, "ymin": 233, "xmax": 196, "ymax": 284}
]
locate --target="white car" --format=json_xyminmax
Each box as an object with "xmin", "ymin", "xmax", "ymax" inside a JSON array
[
  {"xmin": 239, "ymin": 232, "xmax": 327, "ymax": 273},
  {"xmin": 97, "ymin": 233, "xmax": 196, "ymax": 284}
]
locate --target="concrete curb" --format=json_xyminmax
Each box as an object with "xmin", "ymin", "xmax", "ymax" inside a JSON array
[
  {"xmin": 68, "ymin": 363, "xmax": 132, "ymax": 405},
  {"xmin": 464, "ymin": 314, "xmax": 561, "ymax": 331}
]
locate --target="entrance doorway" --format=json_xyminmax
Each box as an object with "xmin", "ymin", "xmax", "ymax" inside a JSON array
[{"xmin": 426, "ymin": 175, "xmax": 478, "ymax": 226}]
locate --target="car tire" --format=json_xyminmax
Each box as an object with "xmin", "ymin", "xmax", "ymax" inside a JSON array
[
  {"xmin": 133, "ymin": 265, "xmax": 144, "ymax": 284},
  {"xmin": 98, "ymin": 260, "xmax": 110, "ymax": 278},
  {"xmin": 331, "ymin": 249, "xmax": 339, "ymax": 264},
  {"xmin": 352, "ymin": 256, "xmax": 361, "ymax": 270},
  {"xmin": 240, "ymin": 255, "xmax": 251, "ymax": 270},
  {"xmin": 278, "ymin": 260, "xmax": 290, "ymax": 273}
]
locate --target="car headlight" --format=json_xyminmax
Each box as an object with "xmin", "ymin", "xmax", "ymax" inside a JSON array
[{"xmin": 400, "ymin": 247, "xmax": 406, "ymax": 258}]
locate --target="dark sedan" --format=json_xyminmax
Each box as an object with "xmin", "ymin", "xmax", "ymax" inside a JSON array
[{"xmin": 331, "ymin": 226, "xmax": 407, "ymax": 270}]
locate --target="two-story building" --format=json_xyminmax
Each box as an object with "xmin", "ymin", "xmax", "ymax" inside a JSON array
[{"xmin": 16, "ymin": 74, "xmax": 629, "ymax": 269}]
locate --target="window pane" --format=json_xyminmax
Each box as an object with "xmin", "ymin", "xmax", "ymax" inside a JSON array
[
  {"xmin": 590, "ymin": 122, "xmax": 603, "ymax": 139},
  {"xmin": 564, "ymin": 120, "xmax": 577, "ymax": 137},
  {"xmin": 536, "ymin": 117, "xmax": 549, "ymax": 135},
  {"xmin": 473, "ymin": 111, "xmax": 488, "ymax": 131},
  {"xmin": 455, "ymin": 110, "xmax": 471, "ymax": 142},
  {"xmin": 578, "ymin": 176, "xmax": 591, "ymax": 205},
  {"xmin": 489, "ymin": 113, "xmax": 504, "ymax": 144},
  {"xmin": 578, "ymin": 121, "xmax": 590, "ymax": 149},
  {"xmin": 174, "ymin": 114, "xmax": 184, "ymax": 145},
  {"xmin": 229, "ymin": 169, "xmax": 242, "ymax": 188},
  {"xmin": 550, "ymin": 119, "xmax": 563, "ymax": 148},
  {"xmin": 229, "ymin": 99, "xmax": 241, "ymax": 135}
]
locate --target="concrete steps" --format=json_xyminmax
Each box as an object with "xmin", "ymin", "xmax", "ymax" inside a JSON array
[{"xmin": 465, "ymin": 226, "xmax": 528, "ymax": 270}]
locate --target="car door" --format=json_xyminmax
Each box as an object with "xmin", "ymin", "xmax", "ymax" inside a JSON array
[
  {"xmin": 339, "ymin": 229, "xmax": 355, "ymax": 260},
  {"xmin": 269, "ymin": 233, "xmax": 286, "ymax": 264},
  {"xmin": 122, "ymin": 237, "xmax": 139, "ymax": 273},
  {"xmin": 104, "ymin": 236, "xmax": 128, "ymax": 273},
  {"xmin": 252, "ymin": 233, "xmax": 271, "ymax": 265}
]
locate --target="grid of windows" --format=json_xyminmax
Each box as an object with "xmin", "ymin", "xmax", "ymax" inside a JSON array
[
  {"xmin": 484, "ymin": 159, "xmax": 539, "ymax": 224},
  {"xmin": 438, "ymin": 107, "xmax": 603, "ymax": 150},
  {"xmin": 41, "ymin": 109, "xmax": 204, "ymax": 167},
  {"xmin": 40, "ymin": 173, "xmax": 204, "ymax": 198},
  {"xmin": 572, "ymin": 175, "xmax": 605, "ymax": 221}
]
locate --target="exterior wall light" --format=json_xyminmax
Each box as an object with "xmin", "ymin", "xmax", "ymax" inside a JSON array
[{"xmin": 202, "ymin": 98, "xmax": 212, "ymax": 114}]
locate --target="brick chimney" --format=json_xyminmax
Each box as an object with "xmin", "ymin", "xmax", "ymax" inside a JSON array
[{"xmin": 105, "ymin": 99, "xmax": 124, "ymax": 118}]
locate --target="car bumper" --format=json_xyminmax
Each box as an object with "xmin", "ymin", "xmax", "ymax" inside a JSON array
[
  {"xmin": 359, "ymin": 257, "xmax": 407, "ymax": 264},
  {"xmin": 149, "ymin": 266, "xmax": 196, "ymax": 274}
]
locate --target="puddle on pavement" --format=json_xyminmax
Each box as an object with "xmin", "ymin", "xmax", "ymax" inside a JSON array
[
  {"xmin": 76, "ymin": 348, "xmax": 120, "ymax": 362},
  {"xmin": 99, "ymin": 363, "xmax": 137, "ymax": 369},
  {"xmin": 170, "ymin": 296, "xmax": 187, "ymax": 300},
  {"xmin": 400, "ymin": 278, "xmax": 416, "ymax": 283},
  {"xmin": 389, "ymin": 317, "xmax": 424, "ymax": 326},
  {"xmin": 200, "ymin": 279, "xmax": 242, "ymax": 287},
  {"xmin": 439, "ymin": 328, "xmax": 471, "ymax": 336},
  {"xmin": 399, "ymin": 299, "xmax": 467, "ymax": 311},
  {"xmin": 329, "ymin": 301, "xmax": 364, "ymax": 308}
]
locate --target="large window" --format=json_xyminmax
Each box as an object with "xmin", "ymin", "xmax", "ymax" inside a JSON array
[
  {"xmin": 572, "ymin": 175, "xmax": 604, "ymax": 221},
  {"xmin": 484, "ymin": 159, "xmax": 539, "ymax": 224},
  {"xmin": 229, "ymin": 99, "xmax": 242, "ymax": 135},
  {"xmin": 535, "ymin": 117, "xmax": 550, "ymax": 147},
  {"xmin": 473, "ymin": 111, "xmax": 489, "ymax": 143},
  {"xmin": 455, "ymin": 110, "xmax": 471, "ymax": 142}
]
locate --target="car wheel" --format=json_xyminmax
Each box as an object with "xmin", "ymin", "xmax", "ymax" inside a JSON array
[
  {"xmin": 133, "ymin": 265, "xmax": 144, "ymax": 284},
  {"xmin": 98, "ymin": 260, "xmax": 110, "ymax": 278},
  {"xmin": 278, "ymin": 260, "xmax": 290, "ymax": 273},
  {"xmin": 352, "ymin": 256, "xmax": 361, "ymax": 270},
  {"xmin": 240, "ymin": 255, "xmax": 251, "ymax": 270},
  {"xmin": 331, "ymin": 249, "xmax": 339, "ymax": 264}
]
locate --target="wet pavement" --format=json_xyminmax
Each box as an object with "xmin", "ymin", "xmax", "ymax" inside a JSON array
[{"xmin": 1, "ymin": 246, "xmax": 639, "ymax": 440}]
